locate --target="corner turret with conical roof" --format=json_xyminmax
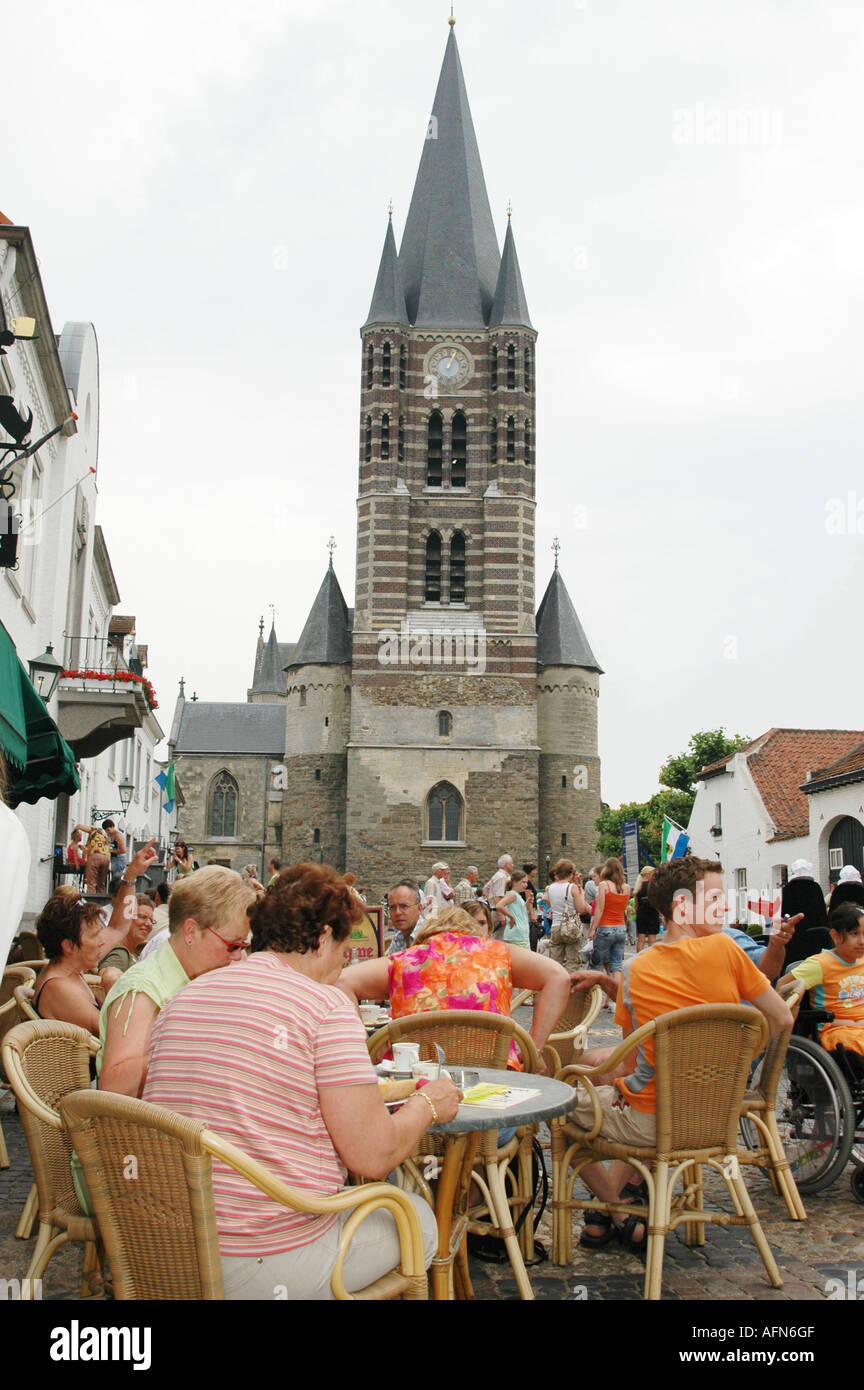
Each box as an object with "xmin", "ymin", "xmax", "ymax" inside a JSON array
[
  {"xmin": 536, "ymin": 548, "xmax": 602, "ymax": 871},
  {"xmin": 363, "ymin": 217, "xmax": 409, "ymax": 330},
  {"xmin": 489, "ymin": 219, "xmax": 533, "ymax": 331}
]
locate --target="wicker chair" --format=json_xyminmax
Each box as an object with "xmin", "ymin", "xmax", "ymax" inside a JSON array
[
  {"xmin": 0, "ymin": 966, "xmax": 37, "ymax": 1168},
  {"xmin": 737, "ymin": 978, "xmax": 808, "ymax": 1221},
  {"xmin": 12, "ymin": 931, "xmax": 44, "ymax": 965},
  {"xmin": 367, "ymin": 1010, "xmax": 540, "ymax": 1299},
  {"xmin": 59, "ymin": 1089, "xmax": 429, "ymax": 1300},
  {"xmin": 1, "ymin": 1020, "xmax": 103, "ymax": 1298},
  {"xmin": 511, "ymin": 985, "xmax": 604, "ymax": 1076},
  {"xmin": 551, "ymin": 1003, "xmax": 782, "ymax": 1301}
]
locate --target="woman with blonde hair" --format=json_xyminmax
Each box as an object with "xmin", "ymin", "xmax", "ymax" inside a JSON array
[
  {"xmin": 633, "ymin": 865, "xmax": 660, "ymax": 952},
  {"xmin": 340, "ymin": 903, "xmax": 570, "ymax": 1067}
]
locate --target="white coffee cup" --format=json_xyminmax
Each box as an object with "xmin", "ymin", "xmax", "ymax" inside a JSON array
[
  {"xmin": 392, "ymin": 1043, "xmax": 421, "ymax": 1075},
  {"xmin": 359, "ymin": 1005, "xmax": 380, "ymax": 1024},
  {"xmin": 412, "ymin": 1060, "xmax": 441, "ymax": 1082}
]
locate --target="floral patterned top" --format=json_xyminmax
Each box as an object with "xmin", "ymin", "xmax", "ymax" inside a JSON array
[{"xmin": 388, "ymin": 931, "xmax": 521, "ymax": 1070}]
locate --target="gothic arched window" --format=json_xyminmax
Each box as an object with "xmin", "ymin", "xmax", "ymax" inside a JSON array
[
  {"xmin": 398, "ymin": 415, "xmax": 405, "ymax": 462},
  {"xmin": 364, "ymin": 416, "xmax": 372, "ymax": 463},
  {"xmin": 381, "ymin": 412, "xmax": 390, "ymax": 460},
  {"xmin": 451, "ymin": 411, "xmax": 467, "ymax": 487},
  {"xmin": 399, "ymin": 344, "xmax": 407, "ymax": 390},
  {"xmin": 506, "ymin": 344, "xmax": 516, "ymax": 390},
  {"xmin": 426, "ymin": 782, "xmax": 463, "ymax": 843},
  {"xmin": 209, "ymin": 772, "xmax": 238, "ymax": 838},
  {"xmin": 450, "ymin": 531, "xmax": 466, "ymax": 603},
  {"xmin": 425, "ymin": 532, "xmax": 442, "ymax": 602},
  {"xmin": 489, "ymin": 417, "xmax": 498, "ymax": 469},
  {"xmin": 382, "ymin": 342, "xmax": 391, "ymax": 388},
  {"xmin": 506, "ymin": 416, "xmax": 515, "ymax": 461},
  {"xmin": 427, "ymin": 411, "xmax": 443, "ymax": 487},
  {"xmin": 365, "ymin": 342, "xmax": 374, "ymax": 389},
  {"xmin": 524, "ymin": 417, "xmax": 532, "ymax": 466},
  {"xmin": 491, "ymin": 345, "xmax": 498, "ymax": 392},
  {"xmin": 524, "ymin": 347, "xmax": 533, "ymax": 392},
  {"xmin": 437, "ymin": 711, "xmax": 453, "ymax": 737}
]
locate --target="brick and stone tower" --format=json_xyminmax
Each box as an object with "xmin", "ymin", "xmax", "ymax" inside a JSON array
[
  {"xmin": 281, "ymin": 560, "xmax": 353, "ymax": 868},
  {"xmin": 346, "ymin": 23, "xmax": 547, "ymax": 895}
]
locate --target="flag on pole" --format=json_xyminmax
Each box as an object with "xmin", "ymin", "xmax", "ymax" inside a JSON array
[
  {"xmin": 661, "ymin": 816, "xmax": 690, "ymax": 862},
  {"xmin": 155, "ymin": 763, "xmax": 176, "ymax": 815}
]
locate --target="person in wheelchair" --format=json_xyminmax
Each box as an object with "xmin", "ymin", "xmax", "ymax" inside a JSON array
[{"xmin": 779, "ymin": 903, "xmax": 864, "ymax": 1072}]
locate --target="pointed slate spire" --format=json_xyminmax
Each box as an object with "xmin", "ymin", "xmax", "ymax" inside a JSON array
[
  {"xmin": 364, "ymin": 217, "xmax": 409, "ymax": 329},
  {"xmin": 489, "ymin": 219, "xmax": 533, "ymax": 330},
  {"xmin": 251, "ymin": 617, "xmax": 266, "ymax": 690},
  {"xmin": 253, "ymin": 623, "xmax": 286, "ymax": 694},
  {"xmin": 536, "ymin": 569, "xmax": 603, "ymax": 672},
  {"xmin": 398, "ymin": 28, "xmax": 500, "ymax": 328},
  {"xmin": 288, "ymin": 562, "xmax": 353, "ymax": 668}
]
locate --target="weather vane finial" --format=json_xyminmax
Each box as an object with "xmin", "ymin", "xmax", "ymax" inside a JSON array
[
  {"xmin": 327, "ymin": 535, "xmax": 337, "ymax": 567},
  {"xmin": 387, "ymin": 198, "xmax": 394, "ymax": 220},
  {"xmin": 448, "ymin": 4, "xmax": 456, "ymax": 25},
  {"xmin": 179, "ymin": 675, "xmax": 186, "ymax": 696},
  {"xmin": 552, "ymin": 536, "xmax": 561, "ymax": 571},
  {"xmin": 269, "ymin": 603, "xmax": 276, "ymax": 628},
  {"xmin": 507, "ymin": 200, "xmax": 513, "ymax": 221},
  {"xmin": 258, "ymin": 616, "xmax": 264, "ymax": 639}
]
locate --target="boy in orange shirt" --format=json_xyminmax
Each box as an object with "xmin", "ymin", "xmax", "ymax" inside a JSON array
[{"xmin": 566, "ymin": 856, "xmax": 793, "ymax": 1250}]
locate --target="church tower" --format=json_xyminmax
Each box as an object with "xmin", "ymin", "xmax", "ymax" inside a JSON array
[{"xmin": 347, "ymin": 23, "xmax": 543, "ymax": 894}]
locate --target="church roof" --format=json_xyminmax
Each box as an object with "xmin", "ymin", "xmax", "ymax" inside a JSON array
[
  {"xmin": 398, "ymin": 28, "xmax": 500, "ymax": 328},
  {"xmin": 252, "ymin": 624, "xmax": 287, "ymax": 694},
  {"xmin": 536, "ymin": 569, "xmax": 602, "ymax": 672},
  {"xmin": 364, "ymin": 218, "xmax": 409, "ymax": 328},
  {"xmin": 488, "ymin": 220, "xmax": 533, "ymax": 330},
  {"xmin": 173, "ymin": 702, "xmax": 285, "ymax": 756},
  {"xmin": 288, "ymin": 563, "xmax": 353, "ymax": 668}
]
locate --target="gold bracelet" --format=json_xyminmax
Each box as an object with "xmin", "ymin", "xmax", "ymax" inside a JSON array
[{"xmin": 413, "ymin": 1089, "xmax": 439, "ymax": 1125}]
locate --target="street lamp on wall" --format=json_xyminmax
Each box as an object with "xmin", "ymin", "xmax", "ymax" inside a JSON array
[
  {"xmin": 118, "ymin": 779, "xmax": 135, "ymax": 812},
  {"xmin": 29, "ymin": 643, "xmax": 63, "ymax": 702}
]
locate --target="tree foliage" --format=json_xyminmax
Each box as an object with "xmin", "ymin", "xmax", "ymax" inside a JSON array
[{"xmin": 594, "ymin": 729, "xmax": 750, "ymax": 866}]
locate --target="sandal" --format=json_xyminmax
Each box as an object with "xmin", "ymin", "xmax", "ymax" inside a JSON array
[
  {"xmin": 622, "ymin": 1178, "xmax": 648, "ymax": 1203},
  {"xmin": 615, "ymin": 1213, "xmax": 647, "ymax": 1254},
  {"xmin": 579, "ymin": 1212, "xmax": 617, "ymax": 1249}
]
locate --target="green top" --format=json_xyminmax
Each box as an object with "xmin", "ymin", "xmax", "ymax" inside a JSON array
[{"xmin": 96, "ymin": 940, "xmax": 190, "ymax": 1076}]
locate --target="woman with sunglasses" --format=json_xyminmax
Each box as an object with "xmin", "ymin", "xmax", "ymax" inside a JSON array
[{"xmin": 97, "ymin": 865, "xmax": 257, "ymax": 1097}]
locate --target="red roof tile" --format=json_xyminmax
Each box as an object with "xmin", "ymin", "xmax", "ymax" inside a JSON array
[
  {"xmin": 0, "ymin": 211, "xmax": 13, "ymax": 226},
  {"xmin": 699, "ymin": 729, "xmax": 864, "ymax": 841},
  {"xmin": 806, "ymin": 740, "xmax": 864, "ymax": 788}
]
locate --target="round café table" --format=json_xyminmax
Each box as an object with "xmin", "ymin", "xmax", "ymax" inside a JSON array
[{"xmin": 423, "ymin": 1067, "xmax": 575, "ymax": 1301}]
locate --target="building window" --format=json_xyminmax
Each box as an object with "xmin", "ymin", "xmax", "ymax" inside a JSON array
[
  {"xmin": 524, "ymin": 418, "xmax": 532, "ymax": 466},
  {"xmin": 561, "ymin": 775, "xmax": 567, "ymax": 788},
  {"xmin": 425, "ymin": 532, "xmax": 442, "ymax": 602},
  {"xmin": 450, "ymin": 531, "xmax": 466, "ymax": 603},
  {"xmin": 299, "ymin": 686, "xmax": 306, "ymax": 707},
  {"xmin": 313, "ymin": 828, "xmax": 321, "ymax": 845},
  {"xmin": 561, "ymin": 833, "xmax": 567, "ymax": 847},
  {"xmin": 427, "ymin": 411, "xmax": 443, "ymax": 486},
  {"xmin": 506, "ymin": 344, "xmax": 516, "ymax": 390},
  {"xmin": 438, "ymin": 711, "xmax": 452, "ymax": 737},
  {"xmin": 489, "ymin": 417, "xmax": 497, "ymax": 469},
  {"xmin": 491, "ymin": 345, "xmax": 498, "ymax": 392},
  {"xmin": 324, "ymin": 716, "xmax": 329, "ymax": 727},
  {"xmin": 829, "ymin": 848, "xmax": 843, "ymax": 870},
  {"xmin": 715, "ymin": 803, "xmax": 722, "ymax": 828},
  {"xmin": 398, "ymin": 415, "xmax": 405, "ymax": 462},
  {"xmin": 364, "ymin": 416, "xmax": 372, "ymax": 463},
  {"xmin": 365, "ymin": 342, "xmax": 374, "ymax": 389},
  {"xmin": 209, "ymin": 772, "xmax": 238, "ymax": 838},
  {"xmin": 735, "ymin": 867, "xmax": 747, "ymax": 920},
  {"xmin": 399, "ymin": 343, "xmax": 407, "ymax": 390},
  {"xmin": 506, "ymin": 416, "xmax": 515, "ymax": 461},
  {"xmin": 524, "ymin": 347, "xmax": 533, "ymax": 392},
  {"xmin": 427, "ymin": 782, "xmax": 463, "ymax": 843},
  {"xmin": 382, "ymin": 341, "xmax": 391, "ymax": 387},
  {"xmin": 451, "ymin": 411, "xmax": 467, "ymax": 487},
  {"xmin": 381, "ymin": 412, "xmax": 390, "ymax": 459}
]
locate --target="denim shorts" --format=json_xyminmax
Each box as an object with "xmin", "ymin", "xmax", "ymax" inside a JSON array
[{"xmin": 592, "ymin": 926, "xmax": 627, "ymax": 972}]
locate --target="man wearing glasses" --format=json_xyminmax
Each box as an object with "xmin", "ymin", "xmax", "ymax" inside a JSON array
[{"xmin": 97, "ymin": 866, "xmax": 256, "ymax": 1098}]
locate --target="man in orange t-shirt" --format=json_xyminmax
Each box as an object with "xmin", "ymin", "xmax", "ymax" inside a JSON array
[{"xmin": 567, "ymin": 857, "xmax": 793, "ymax": 1250}]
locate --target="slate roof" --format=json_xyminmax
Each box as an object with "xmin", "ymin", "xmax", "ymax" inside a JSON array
[
  {"xmin": 699, "ymin": 729, "xmax": 864, "ymax": 841},
  {"xmin": 398, "ymin": 29, "xmax": 501, "ymax": 328},
  {"xmin": 488, "ymin": 220, "xmax": 533, "ymax": 330},
  {"xmin": 536, "ymin": 569, "xmax": 602, "ymax": 672},
  {"xmin": 251, "ymin": 625, "xmax": 286, "ymax": 694},
  {"xmin": 364, "ymin": 219, "xmax": 409, "ymax": 328},
  {"xmin": 288, "ymin": 563, "xmax": 353, "ymax": 668},
  {"xmin": 173, "ymin": 702, "xmax": 285, "ymax": 756}
]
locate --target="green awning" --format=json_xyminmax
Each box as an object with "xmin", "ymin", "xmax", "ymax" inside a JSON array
[{"xmin": 0, "ymin": 621, "xmax": 80, "ymax": 807}]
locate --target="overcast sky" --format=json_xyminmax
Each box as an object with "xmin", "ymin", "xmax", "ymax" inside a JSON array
[{"xmin": 4, "ymin": 0, "xmax": 863, "ymax": 808}]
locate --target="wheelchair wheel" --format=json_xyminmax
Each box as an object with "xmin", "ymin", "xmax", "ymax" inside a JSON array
[
  {"xmin": 852, "ymin": 1166, "xmax": 864, "ymax": 1205},
  {"xmin": 774, "ymin": 1036, "xmax": 855, "ymax": 1193}
]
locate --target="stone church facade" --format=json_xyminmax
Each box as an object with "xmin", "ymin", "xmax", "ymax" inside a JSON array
[{"xmin": 170, "ymin": 24, "xmax": 602, "ymax": 900}]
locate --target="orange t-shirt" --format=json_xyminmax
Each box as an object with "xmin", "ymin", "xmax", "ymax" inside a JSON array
[{"xmin": 613, "ymin": 932, "xmax": 769, "ymax": 1114}]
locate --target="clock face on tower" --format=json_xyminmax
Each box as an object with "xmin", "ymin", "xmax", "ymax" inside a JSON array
[{"xmin": 426, "ymin": 344, "xmax": 473, "ymax": 390}]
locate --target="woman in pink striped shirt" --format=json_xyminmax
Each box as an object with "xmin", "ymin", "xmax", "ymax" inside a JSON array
[{"xmin": 143, "ymin": 863, "xmax": 459, "ymax": 1299}]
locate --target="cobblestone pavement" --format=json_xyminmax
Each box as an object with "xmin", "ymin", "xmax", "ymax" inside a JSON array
[{"xmin": 3, "ymin": 949, "xmax": 863, "ymax": 1303}]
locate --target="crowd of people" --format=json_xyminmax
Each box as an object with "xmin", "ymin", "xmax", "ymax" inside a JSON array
[{"xmin": 7, "ymin": 782, "xmax": 864, "ymax": 1295}]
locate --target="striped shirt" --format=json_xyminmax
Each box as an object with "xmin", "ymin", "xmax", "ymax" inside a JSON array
[{"xmin": 143, "ymin": 952, "xmax": 377, "ymax": 1257}]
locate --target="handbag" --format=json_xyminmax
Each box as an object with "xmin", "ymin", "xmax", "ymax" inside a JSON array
[{"xmin": 558, "ymin": 884, "xmax": 584, "ymax": 946}]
